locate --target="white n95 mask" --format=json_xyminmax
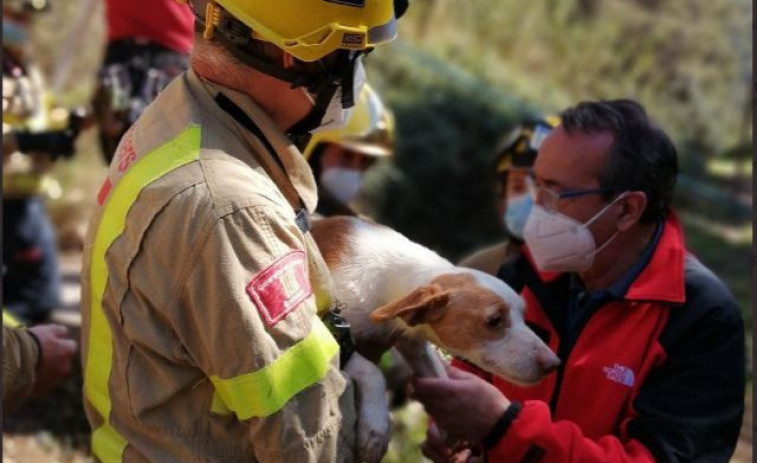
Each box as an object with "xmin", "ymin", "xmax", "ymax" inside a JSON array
[
  {"xmin": 308, "ymin": 57, "xmax": 366, "ymax": 134},
  {"xmin": 523, "ymin": 193, "xmax": 627, "ymax": 272},
  {"xmin": 320, "ymin": 167, "xmax": 364, "ymax": 205}
]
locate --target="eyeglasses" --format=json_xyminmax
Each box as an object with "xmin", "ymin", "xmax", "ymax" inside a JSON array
[{"xmin": 535, "ymin": 185, "xmax": 618, "ymax": 213}]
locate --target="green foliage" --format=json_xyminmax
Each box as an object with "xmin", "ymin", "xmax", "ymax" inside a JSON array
[
  {"xmin": 364, "ymin": 50, "xmax": 531, "ymax": 260},
  {"xmin": 381, "ymin": 403, "xmax": 429, "ymax": 463},
  {"xmin": 399, "ymin": 0, "xmax": 752, "ymax": 159}
]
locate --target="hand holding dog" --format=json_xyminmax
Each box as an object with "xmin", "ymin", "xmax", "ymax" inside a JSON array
[
  {"xmin": 421, "ymin": 422, "xmax": 482, "ymax": 463},
  {"xmin": 413, "ymin": 365, "xmax": 510, "ymax": 442}
]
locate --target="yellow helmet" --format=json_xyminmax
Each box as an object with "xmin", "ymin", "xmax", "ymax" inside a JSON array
[
  {"xmin": 195, "ymin": 0, "xmax": 400, "ymax": 62},
  {"xmin": 496, "ymin": 115, "xmax": 560, "ymax": 174},
  {"xmin": 303, "ymin": 84, "xmax": 394, "ymax": 160}
]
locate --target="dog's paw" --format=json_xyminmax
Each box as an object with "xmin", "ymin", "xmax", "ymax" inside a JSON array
[
  {"xmin": 355, "ymin": 409, "xmax": 391, "ymax": 463},
  {"xmin": 345, "ymin": 353, "xmax": 392, "ymax": 463}
]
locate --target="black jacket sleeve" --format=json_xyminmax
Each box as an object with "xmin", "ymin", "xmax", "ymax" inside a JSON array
[{"xmin": 627, "ymin": 256, "xmax": 745, "ymax": 463}]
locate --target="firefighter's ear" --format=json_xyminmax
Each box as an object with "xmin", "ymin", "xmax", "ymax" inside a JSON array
[{"xmin": 371, "ymin": 284, "xmax": 450, "ymax": 327}]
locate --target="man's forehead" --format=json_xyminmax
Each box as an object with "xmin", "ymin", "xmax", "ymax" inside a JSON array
[{"xmin": 535, "ymin": 126, "xmax": 613, "ymax": 184}]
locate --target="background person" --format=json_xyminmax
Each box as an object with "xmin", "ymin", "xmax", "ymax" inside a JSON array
[
  {"xmin": 3, "ymin": 0, "xmax": 90, "ymax": 325},
  {"xmin": 459, "ymin": 116, "xmax": 559, "ymax": 275},
  {"xmin": 92, "ymin": 0, "xmax": 194, "ymax": 164},
  {"xmin": 3, "ymin": 315, "xmax": 77, "ymax": 412},
  {"xmin": 303, "ymin": 83, "xmax": 395, "ymax": 217}
]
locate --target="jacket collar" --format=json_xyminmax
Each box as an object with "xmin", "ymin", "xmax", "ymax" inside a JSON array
[
  {"xmin": 525, "ymin": 210, "xmax": 686, "ymax": 304},
  {"xmin": 186, "ymin": 68, "xmax": 318, "ymax": 213}
]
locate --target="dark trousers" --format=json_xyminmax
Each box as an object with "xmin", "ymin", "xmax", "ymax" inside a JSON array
[{"xmin": 3, "ymin": 196, "xmax": 60, "ymax": 324}]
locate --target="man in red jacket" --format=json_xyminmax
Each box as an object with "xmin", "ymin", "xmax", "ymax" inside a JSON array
[{"xmin": 413, "ymin": 99, "xmax": 745, "ymax": 463}]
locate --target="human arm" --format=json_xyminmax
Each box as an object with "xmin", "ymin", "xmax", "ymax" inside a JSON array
[
  {"xmin": 3, "ymin": 324, "xmax": 39, "ymax": 410},
  {"xmin": 415, "ymin": 300, "xmax": 745, "ymax": 463},
  {"xmin": 2, "ymin": 323, "xmax": 76, "ymax": 412},
  {"xmin": 174, "ymin": 202, "xmax": 356, "ymax": 462}
]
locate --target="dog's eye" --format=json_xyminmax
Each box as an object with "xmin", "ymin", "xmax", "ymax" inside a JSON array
[{"xmin": 486, "ymin": 315, "xmax": 503, "ymax": 329}]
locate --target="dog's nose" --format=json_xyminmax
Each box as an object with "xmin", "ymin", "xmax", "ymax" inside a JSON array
[{"xmin": 537, "ymin": 349, "xmax": 561, "ymax": 374}]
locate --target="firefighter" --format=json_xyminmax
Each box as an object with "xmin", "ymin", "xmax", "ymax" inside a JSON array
[{"xmin": 80, "ymin": 1, "xmax": 408, "ymax": 462}]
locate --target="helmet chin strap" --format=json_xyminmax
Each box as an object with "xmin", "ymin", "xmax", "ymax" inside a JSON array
[
  {"xmin": 192, "ymin": 11, "xmax": 361, "ymax": 148},
  {"xmin": 286, "ymin": 51, "xmax": 360, "ymax": 144}
]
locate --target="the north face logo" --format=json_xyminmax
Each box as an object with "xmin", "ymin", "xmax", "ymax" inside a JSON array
[{"xmin": 603, "ymin": 364, "xmax": 635, "ymax": 387}]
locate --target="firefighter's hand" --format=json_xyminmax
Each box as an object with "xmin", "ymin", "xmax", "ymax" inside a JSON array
[
  {"xmin": 412, "ymin": 365, "xmax": 510, "ymax": 442},
  {"xmin": 28, "ymin": 324, "xmax": 77, "ymax": 397}
]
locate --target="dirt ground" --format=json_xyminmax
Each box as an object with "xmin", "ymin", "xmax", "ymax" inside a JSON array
[{"xmin": 2, "ymin": 253, "xmax": 754, "ymax": 463}]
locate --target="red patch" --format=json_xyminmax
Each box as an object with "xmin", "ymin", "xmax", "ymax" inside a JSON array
[
  {"xmin": 117, "ymin": 128, "xmax": 138, "ymax": 173},
  {"xmin": 246, "ymin": 251, "xmax": 312, "ymax": 327}
]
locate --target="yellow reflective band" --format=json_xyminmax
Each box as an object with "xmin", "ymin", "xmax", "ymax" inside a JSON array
[
  {"xmin": 92, "ymin": 424, "xmax": 128, "ymax": 463},
  {"xmin": 210, "ymin": 319, "xmax": 338, "ymax": 420},
  {"xmin": 83, "ymin": 125, "xmax": 201, "ymax": 462},
  {"xmin": 3, "ymin": 309, "xmax": 23, "ymax": 328},
  {"xmin": 210, "ymin": 390, "xmax": 233, "ymax": 415}
]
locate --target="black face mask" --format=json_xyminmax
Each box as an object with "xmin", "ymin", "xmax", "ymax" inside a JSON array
[{"xmin": 286, "ymin": 51, "xmax": 364, "ymax": 146}]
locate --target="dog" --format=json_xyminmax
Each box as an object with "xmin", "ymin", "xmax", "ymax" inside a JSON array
[{"xmin": 311, "ymin": 216, "xmax": 560, "ymax": 462}]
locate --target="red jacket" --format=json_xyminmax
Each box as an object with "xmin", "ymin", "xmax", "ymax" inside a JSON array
[
  {"xmin": 454, "ymin": 213, "xmax": 744, "ymax": 463},
  {"xmin": 106, "ymin": 0, "xmax": 194, "ymax": 54}
]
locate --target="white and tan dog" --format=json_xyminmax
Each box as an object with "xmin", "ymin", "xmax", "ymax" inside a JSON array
[{"xmin": 312, "ymin": 216, "xmax": 559, "ymax": 461}]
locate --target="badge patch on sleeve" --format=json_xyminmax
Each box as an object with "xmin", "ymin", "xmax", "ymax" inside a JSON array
[{"xmin": 246, "ymin": 251, "xmax": 312, "ymax": 327}]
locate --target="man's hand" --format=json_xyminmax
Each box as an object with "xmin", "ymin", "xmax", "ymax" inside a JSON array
[
  {"xmin": 421, "ymin": 422, "xmax": 481, "ymax": 463},
  {"xmin": 413, "ymin": 365, "xmax": 510, "ymax": 442},
  {"xmin": 28, "ymin": 324, "xmax": 77, "ymax": 396}
]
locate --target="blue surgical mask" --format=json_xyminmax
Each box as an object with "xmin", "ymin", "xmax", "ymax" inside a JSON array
[
  {"xmin": 504, "ymin": 194, "xmax": 533, "ymax": 240},
  {"xmin": 320, "ymin": 167, "xmax": 364, "ymax": 205},
  {"xmin": 3, "ymin": 19, "xmax": 29, "ymax": 47}
]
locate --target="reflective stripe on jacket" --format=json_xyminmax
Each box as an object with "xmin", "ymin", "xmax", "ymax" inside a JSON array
[{"xmin": 81, "ymin": 68, "xmax": 356, "ymax": 463}]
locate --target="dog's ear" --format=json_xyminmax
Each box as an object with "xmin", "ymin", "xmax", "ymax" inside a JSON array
[{"xmin": 370, "ymin": 284, "xmax": 450, "ymax": 326}]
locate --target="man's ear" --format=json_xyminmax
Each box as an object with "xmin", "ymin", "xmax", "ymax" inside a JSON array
[
  {"xmin": 370, "ymin": 284, "xmax": 450, "ymax": 327},
  {"xmin": 617, "ymin": 191, "xmax": 647, "ymax": 231}
]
